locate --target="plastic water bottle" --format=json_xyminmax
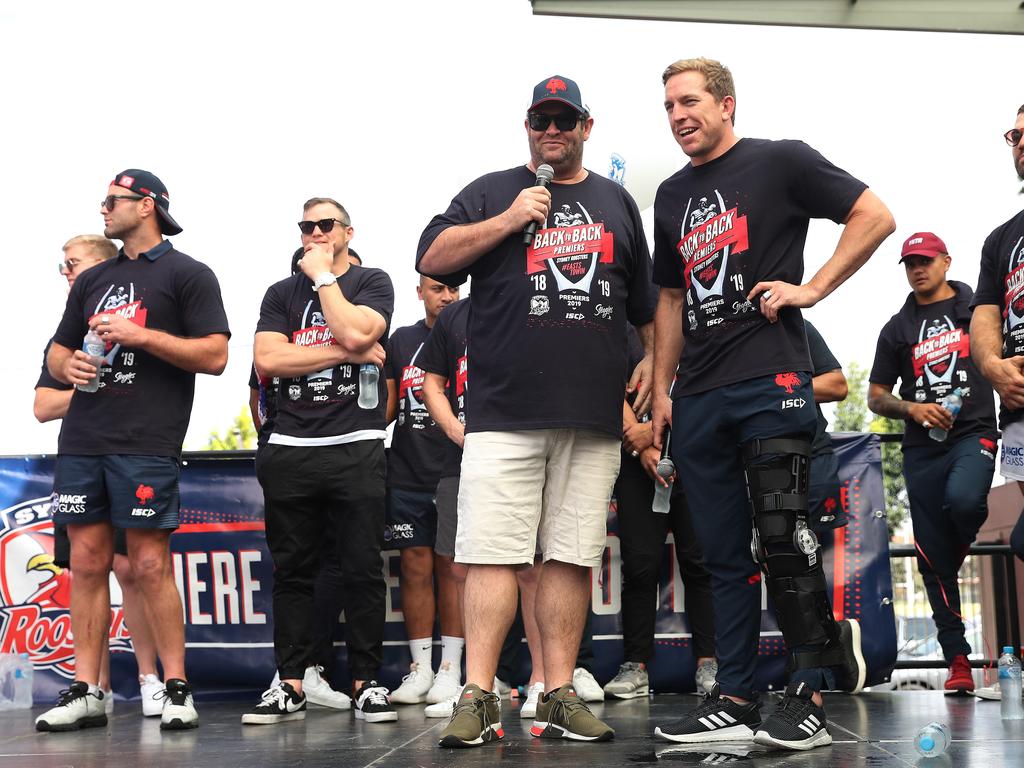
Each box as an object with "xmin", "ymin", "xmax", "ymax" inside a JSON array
[
  {"xmin": 652, "ymin": 457, "xmax": 674, "ymax": 514},
  {"xmin": 358, "ymin": 364, "xmax": 379, "ymax": 409},
  {"xmin": 913, "ymin": 721, "xmax": 951, "ymax": 757},
  {"xmin": 76, "ymin": 328, "xmax": 105, "ymax": 393},
  {"xmin": 928, "ymin": 387, "xmax": 963, "ymax": 442},
  {"xmin": 0, "ymin": 653, "xmax": 33, "ymax": 710},
  {"xmin": 999, "ymin": 646, "xmax": 1023, "ymax": 720}
]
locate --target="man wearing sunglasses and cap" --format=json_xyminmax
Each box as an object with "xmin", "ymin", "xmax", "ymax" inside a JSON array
[
  {"xmin": 418, "ymin": 75, "xmax": 656, "ymax": 748},
  {"xmin": 971, "ymin": 105, "xmax": 1024, "ymax": 565},
  {"xmin": 247, "ymin": 198, "xmax": 396, "ymax": 726},
  {"xmin": 869, "ymin": 232, "xmax": 997, "ymax": 693},
  {"xmin": 39, "ymin": 170, "xmax": 230, "ymax": 733}
]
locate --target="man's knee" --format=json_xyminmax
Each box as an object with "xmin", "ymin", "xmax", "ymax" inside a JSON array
[{"xmin": 400, "ymin": 547, "xmax": 435, "ymax": 585}]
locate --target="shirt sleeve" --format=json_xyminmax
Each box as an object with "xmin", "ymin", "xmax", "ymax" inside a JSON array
[
  {"xmin": 256, "ymin": 282, "xmax": 291, "ymax": 337},
  {"xmin": 248, "ymin": 363, "xmax": 259, "ymax": 390},
  {"xmin": 621, "ymin": 190, "xmax": 657, "ymax": 327},
  {"xmin": 415, "ymin": 179, "xmax": 487, "ymax": 287},
  {"xmin": 35, "ymin": 341, "xmax": 70, "ymax": 391},
  {"xmin": 52, "ymin": 279, "xmax": 88, "ymax": 351},
  {"xmin": 869, "ymin": 322, "xmax": 901, "ymax": 386},
  {"xmin": 179, "ymin": 264, "xmax": 231, "ymax": 339},
  {"xmin": 418, "ymin": 312, "xmax": 450, "ymax": 377},
  {"xmin": 785, "ymin": 141, "xmax": 869, "ymax": 225},
  {"xmin": 352, "ymin": 269, "xmax": 396, "ymax": 337},
  {"xmin": 972, "ymin": 228, "xmax": 1004, "ymax": 308},
  {"xmin": 385, "ymin": 331, "xmax": 401, "ymax": 382},
  {"xmin": 652, "ymin": 183, "xmax": 685, "ymax": 290},
  {"xmin": 804, "ymin": 321, "xmax": 841, "ymax": 376}
]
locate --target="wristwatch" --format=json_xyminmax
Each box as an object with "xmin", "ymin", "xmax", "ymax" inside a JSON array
[{"xmin": 312, "ymin": 272, "xmax": 337, "ymax": 291}]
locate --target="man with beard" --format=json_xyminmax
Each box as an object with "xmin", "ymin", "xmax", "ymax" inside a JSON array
[
  {"xmin": 38, "ymin": 170, "xmax": 230, "ymax": 732},
  {"xmin": 418, "ymin": 75, "xmax": 656, "ymax": 747},
  {"xmin": 971, "ymin": 104, "xmax": 1024, "ymax": 565},
  {"xmin": 650, "ymin": 58, "xmax": 893, "ymax": 751},
  {"xmin": 869, "ymin": 232, "xmax": 997, "ymax": 693}
]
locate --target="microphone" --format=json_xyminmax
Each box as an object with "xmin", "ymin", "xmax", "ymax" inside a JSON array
[{"xmin": 522, "ymin": 164, "xmax": 554, "ymax": 246}]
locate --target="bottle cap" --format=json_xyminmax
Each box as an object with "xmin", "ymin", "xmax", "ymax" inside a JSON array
[
  {"xmin": 1004, "ymin": 646, "xmax": 1014, "ymax": 654},
  {"xmin": 920, "ymin": 736, "xmax": 934, "ymax": 751}
]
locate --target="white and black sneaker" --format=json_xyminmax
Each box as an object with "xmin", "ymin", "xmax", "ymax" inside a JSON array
[
  {"xmin": 241, "ymin": 682, "xmax": 307, "ymax": 725},
  {"xmin": 354, "ymin": 680, "xmax": 398, "ymax": 723},
  {"xmin": 752, "ymin": 682, "xmax": 832, "ymax": 751},
  {"xmin": 159, "ymin": 678, "xmax": 199, "ymax": 730},
  {"xmin": 654, "ymin": 684, "xmax": 760, "ymax": 743},
  {"xmin": 35, "ymin": 681, "xmax": 107, "ymax": 732}
]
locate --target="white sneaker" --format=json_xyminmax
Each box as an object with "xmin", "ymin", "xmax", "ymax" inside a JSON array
[
  {"xmin": 519, "ymin": 681, "xmax": 545, "ymax": 718},
  {"xmin": 140, "ymin": 674, "xmax": 164, "ymax": 717},
  {"xmin": 103, "ymin": 689, "xmax": 114, "ymax": 715},
  {"xmin": 35, "ymin": 682, "xmax": 107, "ymax": 731},
  {"xmin": 302, "ymin": 665, "xmax": 351, "ymax": 710},
  {"xmin": 493, "ymin": 676, "xmax": 513, "ymax": 699},
  {"xmin": 572, "ymin": 667, "xmax": 605, "ymax": 702},
  {"xmin": 424, "ymin": 692, "xmax": 460, "ymax": 718},
  {"xmin": 975, "ymin": 684, "xmax": 1002, "ymax": 701},
  {"xmin": 390, "ymin": 662, "xmax": 434, "ymax": 704},
  {"xmin": 425, "ymin": 661, "xmax": 462, "ymax": 704},
  {"xmin": 159, "ymin": 678, "xmax": 199, "ymax": 730}
]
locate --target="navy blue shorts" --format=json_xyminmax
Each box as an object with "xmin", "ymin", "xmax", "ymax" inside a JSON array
[
  {"xmin": 52, "ymin": 455, "xmax": 181, "ymax": 530},
  {"xmin": 808, "ymin": 451, "xmax": 847, "ymax": 532},
  {"xmin": 385, "ymin": 487, "xmax": 436, "ymax": 549}
]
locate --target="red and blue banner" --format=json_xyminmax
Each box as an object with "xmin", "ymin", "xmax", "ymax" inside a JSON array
[{"xmin": 0, "ymin": 433, "xmax": 895, "ymax": 703}]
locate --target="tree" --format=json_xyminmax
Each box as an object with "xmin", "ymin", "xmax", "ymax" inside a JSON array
[
  {"xmin": 833, "ymin": 361, "xmax": 908, "ymax": 535},
  {"xmin": 206, "ymin": 407, "xmax": 257, "ymax": 450}
]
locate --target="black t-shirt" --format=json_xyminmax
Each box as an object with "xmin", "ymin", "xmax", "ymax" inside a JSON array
[
  {"xmin": 256, "ymin": 265, "xmax": 393, "ymax": 442},
  {"xmin": 386, "ymin": 320, "xmax": 448, "ymax": 490},
  {"xmin": 972, "ymin": 208, "xmax": 1024, "ymax": 426},
  {"xmin": 36, "ymin": 341, "xmax": 70, "ymax": 391},
  {"xmin": 52, "ymin": 241, "xmax": 230, "ymax": 456},
  {"xmin": 652, "ymin": 139, "xmax": 867, "ymax": 396},
  {"xmin": 417, "ymin": 166, "xmax": 656, "ymax": 438},
  {"xmin": 418, "ymin": 299, "xmax": 470, "ymax": 478},
  {"xmin": 871, "ymin": 281, "xmax": 998, "ymax": 448},
  {"xmin": 805, "ymin": 321, "xmax": 840, "ymax": 456}
]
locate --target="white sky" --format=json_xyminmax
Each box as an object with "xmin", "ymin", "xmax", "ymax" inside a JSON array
[{"xmin": 3, "ymin": 1, "xmax": 1021, "ymax": 455}]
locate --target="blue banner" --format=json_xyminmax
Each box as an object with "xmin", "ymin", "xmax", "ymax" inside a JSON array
[{"xmin": 0, "ymin": 433, "xmax": 895, "ymax": 703}]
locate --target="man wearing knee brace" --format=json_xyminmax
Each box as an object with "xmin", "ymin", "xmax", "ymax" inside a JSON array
[{"xmin": 650, "ymin": 58, "xmax": 894, "ymax": 750}]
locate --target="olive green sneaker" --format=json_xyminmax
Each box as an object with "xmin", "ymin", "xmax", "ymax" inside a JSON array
[
  {"xmin": 529, "ymin": 684, "xmax": 614, "ymax": 742},
  {"xmin": 438, "ymin": 684, "xmax": 503, "ymax": 748}
]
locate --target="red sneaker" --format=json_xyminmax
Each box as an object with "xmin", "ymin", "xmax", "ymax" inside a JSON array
[{"xmin": 944, "ymin": 655, "xmax": 974, "ymax": 692}]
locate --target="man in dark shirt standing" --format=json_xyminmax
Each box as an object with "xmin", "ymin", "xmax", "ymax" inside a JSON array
[
  {"xmin": 38, "ymin": 170, "xmax": 230, "ymax": 733},
  {"xmin": 245, "ymin": 197, "xmax": 395, "ymax": 726},
  {"xmin": 385, "ymin": 276, "xmax": 464, "ymax": 707},
  {"xmin": 869, "ymin": 232, "xmax": 997, "ymax": 693},
  {"xmin": 418, "ymin": 75, "xmax": 656, "ymax": 747},
  {"xmin": 971, "ymin": 104, "xmax": 1024, "ymax": 564},
  {"xmin": 650, "ymin": 59, "xmax": 894, "ymax": 750}
]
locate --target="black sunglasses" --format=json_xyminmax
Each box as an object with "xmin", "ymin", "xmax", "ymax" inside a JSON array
[
  {"xmin": 1005, "ymin": 128, "xmax": 1023, "ymax": 147},
  {"xmin": 101, "ymin": 194, "xmax": 144, "ymax": 210},
  {"xmin": 527, "ymin": 112, "xmax": 583, "ymax": 132},
  {"xmin": 297, "ymin": 218, "xmax": 350, "ymax": 235}
]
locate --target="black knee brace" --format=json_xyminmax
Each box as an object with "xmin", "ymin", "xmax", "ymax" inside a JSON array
[{"xmin": 743, "ymin": 436, "xmax": 841, "ymax": 670}]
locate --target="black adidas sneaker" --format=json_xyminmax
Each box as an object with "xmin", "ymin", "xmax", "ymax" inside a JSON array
[
  {"xmin": 752, "ymin": 682, "xmax": 832, "ymax": 751},
  {"xmin": 654, "ymin": 684, "xmax": 761, "ymax": 743}
]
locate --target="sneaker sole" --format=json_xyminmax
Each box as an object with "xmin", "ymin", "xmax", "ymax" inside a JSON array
[
  {"xmin": 389, "ymin": 693, "xmax": 428, "ymax": 705},
  {"xmin": 654, "ymin": 723, "xmax": 756, "ymax": 743},
  {"xmin": 530, "ymin": 721, "xmax": 614, "ymax": 741},
  {"xmin": 142, "ymin": 706, "xmax": 163, "ymax": 718},
  {"xmin": 35, "ymin": 714, "xmax": 108, "ymax": 732},
  {"xmin": 355, "ymin": 710, "xmax": 399, "ymax": 722},
  {"xmin": 160, "ymin": 718, "xmax": 199, "ymax": 731},
  {"xmin": 753, "ymin": 727, "xmax": 833, "ymax": 750},
  {"xmin": 438, "ymin": 724, "xmax": 504, "ymax": 748},
  {"xmin": 605, "ymin": 686, "xmax": 648, "ymax": 700},
  {"xmin": 426, "ymin": 688, "xmax": 464, "ymax": 705},
  {"xmin": 306, "ymin": 694, "xmax": 352, "ymax": 710},
  {"xmin": 974, "ymin": 689, "xmax": 1001, "ymax": 701},
  {"xmin": 241, "ymin": 711, "xmax": 306, "ymax": 725},
  {"xmin": 842, "ymin": 619, "xmax": 866, "ymax": 694},
  {"xmin": 425, "ymin": 704, "xmax": 456, "ymax": 718}
]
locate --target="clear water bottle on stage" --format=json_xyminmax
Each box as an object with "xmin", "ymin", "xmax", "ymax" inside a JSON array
[
  {"xmin": 928, "ymin": 387, "xmax": 963, "ymax": 441},
  {"xmin": 358, "ymin": 364, "xmax": 379, "ymax": 409},
  {"xmin": 652, "ymin": 426, "xmax": 673, "ymax": 514},
  {"xmin": 0, "ymin": 653, "xmax": 33, "ymax": 710},
  {"xmin": 76, "ymin": 328, "xmax": 105, "ymax": 393},
  {"xmin": 913, "ymin": 721, "xmax": 950, "ymax": 757},
  {"xmin": 999, "ymin": 646, "xmax": 1023, "ymax": 720}
]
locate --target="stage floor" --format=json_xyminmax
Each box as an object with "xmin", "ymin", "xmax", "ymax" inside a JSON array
[{"xmin": 2, "ymin": 690, "xmax": 1023, "ymax": 767}]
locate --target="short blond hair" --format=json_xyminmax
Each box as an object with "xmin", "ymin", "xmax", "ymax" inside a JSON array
[
  {"xmin": 62, "ymin": 234, "xmax": 117, "ymax": 261},
  {"xmin": 662, "ymin": 57, "xmax": 736, "ymax": 124}
]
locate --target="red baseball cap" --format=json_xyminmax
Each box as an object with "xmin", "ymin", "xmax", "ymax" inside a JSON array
[{"xmin": 899, "ymin": 232, "xmax": 948, "ymax": 262}]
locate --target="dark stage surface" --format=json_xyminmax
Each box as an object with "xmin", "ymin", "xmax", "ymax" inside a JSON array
[{"xmin": 2, "ymin": 691, "xmax": 1023, "ymax": 767}]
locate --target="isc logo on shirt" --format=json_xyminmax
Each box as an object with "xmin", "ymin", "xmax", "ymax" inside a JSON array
[{"xmin": 781, "ymin": 398, "xmax": 807, "ymax": 410}]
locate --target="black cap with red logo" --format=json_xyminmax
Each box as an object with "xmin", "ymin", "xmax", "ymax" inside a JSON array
[
  {"xmin": 528, "ymin": 75, "xmax": 588, "ymax": 117},
  {"xmin": 111, "ymin": 169, "xmax": 183, "ymax": 236}
]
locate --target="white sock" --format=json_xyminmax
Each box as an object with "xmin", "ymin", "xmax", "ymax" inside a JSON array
[
  {"xmin": 440, "ymin": 635, "xmax": 465, "ymax": 669},
  {"xmin": 88, "ymin": 684, "xmax": 102, "ymax": 695},
  {"xmin": 409, "ymin": 637, "xmax": 433, "ymax": 669}
]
